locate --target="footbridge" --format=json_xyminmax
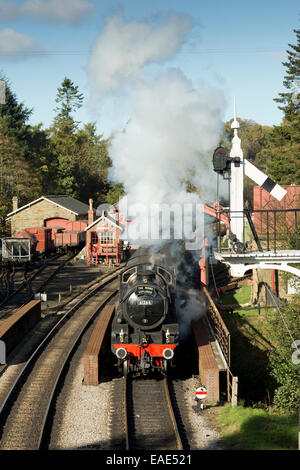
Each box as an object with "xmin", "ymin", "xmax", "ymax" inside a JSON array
[{"xmin": 214, "ymin": 250, "xmax": 300, "ymax": 278}]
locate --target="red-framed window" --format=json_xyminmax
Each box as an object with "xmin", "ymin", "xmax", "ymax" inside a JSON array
[{"xmin": 100, "ymin": 231, "xmax": 114, "ymax": 244}]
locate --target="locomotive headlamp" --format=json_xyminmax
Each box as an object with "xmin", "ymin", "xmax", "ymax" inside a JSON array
[
  {"xmin": 116, "ymin": 347, "xmax": 127, "ymax": 360},
  {"xmin": 163, "ymin": 348, "xmax": 174, "ymax": 360}
]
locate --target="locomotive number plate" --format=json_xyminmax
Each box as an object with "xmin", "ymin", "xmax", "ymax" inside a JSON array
[
  {"xmin": 136, "ymin": 286, "xmax": 154, "ymax": 295},
  {"xmin": 138, "ymin": 300, "xmax": 153, "ymax": 305}
]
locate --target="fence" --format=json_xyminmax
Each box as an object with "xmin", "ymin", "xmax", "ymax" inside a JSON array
[
  {"xmin": 216, "ymin": 209, "xmax": 300, "ymax": 252},
  {"xmin": 203, "ymin": 285, "xmax": 231, "ymax": 367}
]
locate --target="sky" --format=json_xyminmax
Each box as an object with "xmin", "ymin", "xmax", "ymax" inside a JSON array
[{"xmin": 0, "ymin": 0, "xmax": 299, "ymax": 138}]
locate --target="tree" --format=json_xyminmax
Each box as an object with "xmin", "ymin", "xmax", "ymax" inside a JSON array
[
  {"xmin": 105, "ymin": 182, "xmax": 125, "ymax": 205},
  {"xmin": 54, "ymin": 77, "xmax": 83, "ymax": 128},
  {"xmin": 274, "ymin": 27, "xmax": 300, "ymax": 124},
  {"xmin": 0, "ymin": 124, "xmax": 41, "ymax": 234},
  {"xmin": 74, "ymin": 123, "xmax": 112, "ymax": 204},
  {"xmin": 264, "ymin": 296, "xmax": 300, "ymax": 413},
  {"xmin": 50, "ymin": 77, "xmax": 84, "ymax": 197},
  {"xmin": 266, "ymin": 26, "xmax": 300, "ymax": 185},
  {"xmin": 0, "ymin": 74, "xmax": 32, "ymax": 146},
  {"xmin": 0, "ymin": 76, "xmax": 43, "ymax": 233}
]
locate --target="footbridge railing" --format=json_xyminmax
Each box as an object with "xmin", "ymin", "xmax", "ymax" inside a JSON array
[
  {"xmin": 202, "ymin": 285, "xmax": 230, "ymax": 368},
  {"xmin": 215, "ymin": 208, "xmax": 300, "ymax": 253}
]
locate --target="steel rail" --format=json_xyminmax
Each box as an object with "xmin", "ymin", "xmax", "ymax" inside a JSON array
[
  {"xmin": 163, "ymin": 377, "xmax": 184, "ymax": 450},
  {"xmin": 0, "ymin": 253, "xmax": 75, "ymax": 318},
  {"xmin": 124, "ymin": 376, "xmax": 130, "ymax": 451},
  {"xmin": 0, "ymin": 253, "xmax": 62, "ymax": 308},
  {"xmin": 37, "ymin": 286, "xmax": 119, "ymax": 449},
  {"xmin": 124, "ymin": 376, "xmax": 184, "ymax": 451}
]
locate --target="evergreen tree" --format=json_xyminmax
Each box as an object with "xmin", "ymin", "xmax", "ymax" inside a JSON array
[
  {"xmin": 274, "ymin": 27, "xmax": 300, "ymax": 124},
  {"xmin": 0, "ymin": 76, "xmax": 43, "ymax": 233},
  {"xmin": 267, "ymin": 26, "xmax": 300, "ymax": 184},
  {"xmin": 54, "ymin": 76, "xmax": 83, "ymax": 130},
  {"xmin": 50, "ymin": 77, "xmax": 84, "ymax": 197},
  {"xmin": 0, "ymin": 74, "xmax": 32, "ymax": 145},
  {"xmin": 74, "ymin": 122, "xmax": 112, "ymax": 204}
]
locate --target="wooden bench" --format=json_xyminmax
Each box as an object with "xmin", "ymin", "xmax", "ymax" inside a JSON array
[{"xmin": 84, "ymin": 304, "xmax": 115, "ymax": 385}]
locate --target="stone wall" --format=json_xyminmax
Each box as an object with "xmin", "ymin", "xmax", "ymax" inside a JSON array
[{"xmin": 9, "ymin": 199, "xmax": 77, "ymax": 235}]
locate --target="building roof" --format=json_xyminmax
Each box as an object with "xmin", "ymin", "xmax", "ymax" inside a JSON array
[
  {"xmin": 45, "ymin": 195, "xmax": 90, "ymax": 215},
  {"xmin": 6, "ymin": 195, "xmax": 91, "ymax": 218}
]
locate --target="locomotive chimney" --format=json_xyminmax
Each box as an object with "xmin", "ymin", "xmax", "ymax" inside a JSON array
[
  {"xmin": 88, "ymin": 198, "xmax": 94, "ymax": 226},
  {"xmin": 12, "ymin": 196, "xmax": 18, "ymax": 212}
]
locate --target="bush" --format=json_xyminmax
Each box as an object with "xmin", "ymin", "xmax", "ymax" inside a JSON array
[{"xmin": 264, "ymin": 295, "xmax": 300, "ymax": 412}]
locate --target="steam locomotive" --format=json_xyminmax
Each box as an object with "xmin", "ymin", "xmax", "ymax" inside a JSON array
[{"xmin": 111, "ymin": 253, "xmax": 179, "ymax": 375}]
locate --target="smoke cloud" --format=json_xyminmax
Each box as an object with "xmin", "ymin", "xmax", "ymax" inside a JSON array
[
  {"xmin": 88, "ymin": 11, "xmax": 226, "ymax": 335},
  {"xmin": 88, "ymin": 11, "xmax": 193, "ymax": 100},
  {"xmin": 176, "ymin": 288, "xmax": 206, "ymax": 340},
  {"xmin": 88, "ymin": 11, "xmax": 225, "ymax": 248}
]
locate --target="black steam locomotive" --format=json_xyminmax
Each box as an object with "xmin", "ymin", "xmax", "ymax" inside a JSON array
[{"xmin": 111, "ymin": 253, "xmax": 179, "ymax": 375}]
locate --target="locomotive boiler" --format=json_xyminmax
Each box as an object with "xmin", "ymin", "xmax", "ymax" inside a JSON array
[{"xmin": 111, "ymin": 255, "xmax": 179, "ymax": 375}]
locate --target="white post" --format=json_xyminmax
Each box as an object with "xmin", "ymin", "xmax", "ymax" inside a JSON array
[{"xmin": 230, "ymin": 97, "xmax": 244, "ymax": 242}]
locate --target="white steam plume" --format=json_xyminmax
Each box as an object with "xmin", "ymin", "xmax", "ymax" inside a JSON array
[
  {"xmin": 88, "ymin": 11, "xmax": 193, "ymax": 100},
  {"xmin": 109, "ymin": 70, "xmax": 225, "ymax": 244},
  {"xmin": 88, "ymin": 11, "xmax": 225, "ymax": 248},
  {"xmin": 176, "ymin": 288, "xmax": 206, "ymax": 340}
]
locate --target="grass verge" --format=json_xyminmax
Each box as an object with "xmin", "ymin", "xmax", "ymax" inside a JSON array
[
  {"xmin": 218, "ymin": 404, "xmax": 298, "ymax": 450},
  {"xmin": 219, "ymin": 284, "xmax": 251, "ymax": 305}
]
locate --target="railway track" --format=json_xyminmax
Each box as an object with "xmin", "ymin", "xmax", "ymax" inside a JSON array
[
  {"xmin": 0, "ymin": 253, "xmax": 75, "ymax": 321},
  {"xmin": 0, "ymin": 269, "xmax": 120, "ymax": 450},
  {"xmin": 109, "ymin": 375, "xmax": 188, "ymax": 450}
]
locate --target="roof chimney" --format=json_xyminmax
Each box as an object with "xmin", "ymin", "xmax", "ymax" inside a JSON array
[
  {"xmin": 88, "ymin": 198, "xmax": 94, "ymax": 226},
  {"xmin": 12, "ymin": 196, "xmax": 18, "ymax": 212}
]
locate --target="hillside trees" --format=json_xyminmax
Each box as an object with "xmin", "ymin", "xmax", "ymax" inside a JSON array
[
  {"xmin": 0, "ymin": 74, "xmax": 124, "ymax": 236},
  {"xmin": 49, "ymin": 77, "xmax": 84, "ymax": 197},
  {"xmin": 266, "ymin": 27, "xmax": 300, "ymax": 184},
  {"xmin": 264, "ymin": 295, "xmax": 300, "ymax": 413},
  {"xmin": 49, "ymin": 76, "xmax": 123, "ymax": 205},
  {"xmin": 0, "ymin": 77, "xmax": 44, "ymax": 233}
]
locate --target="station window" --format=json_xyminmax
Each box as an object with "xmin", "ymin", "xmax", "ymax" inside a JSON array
[
  {"xmin": 91, "ymin": 232, "xmax": 98, "ymax": 244},
  {"xmin": 100, "ymin": 231, "xmax": 114, "ymax": 244}
]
